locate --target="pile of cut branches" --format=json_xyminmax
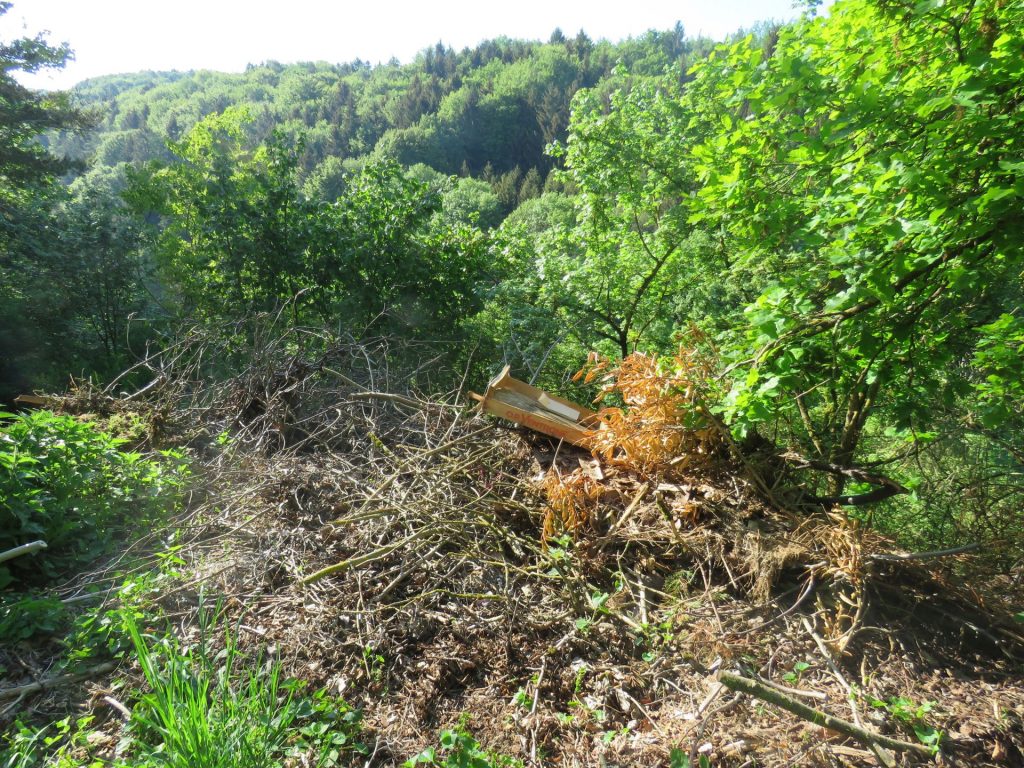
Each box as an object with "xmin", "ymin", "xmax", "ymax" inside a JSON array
[{"xmin": 6, "ymin": 323, "xmax": 1024, "ymax": 767}]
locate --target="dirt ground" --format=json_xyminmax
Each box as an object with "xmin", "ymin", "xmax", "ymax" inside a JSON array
[{"xmin": 4, "ymin": 346, "xmax": 1024, "ymax": 767}]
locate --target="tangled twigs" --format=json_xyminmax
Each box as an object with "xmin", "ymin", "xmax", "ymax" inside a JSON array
[{"xmin": 577, "ymin": 341, "xmax": 722, "ymax": 473}]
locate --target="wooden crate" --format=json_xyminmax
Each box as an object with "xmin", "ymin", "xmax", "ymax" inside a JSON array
[{"xmin": 469, "ymin": 365, "xmax": 597, "ymax": 447}]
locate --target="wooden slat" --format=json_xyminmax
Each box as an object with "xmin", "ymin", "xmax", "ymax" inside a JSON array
[
  {"xmin": 486, "ymin": 365, "xmax": 597, "ymax": 421},
  {"xmin": 13, "ymin": 394, "xmax": 51, "ymax": 408},
  {"xmin": 474, "ymin": 366, "xmax": 597, "ymax": 447}
]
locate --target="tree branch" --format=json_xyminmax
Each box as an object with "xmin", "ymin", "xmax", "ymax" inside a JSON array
[
  {"xmin": 0, "ymin": 540, "xmax": 47, "ymax": 565},
  {"xmin": 0, "ymin": 662, "xmax": 116, "ymax": 703},
  {"xmin": 718, "ymin": 671, "xmax": 937, "ymax": 760},
  {"xmin": 867, "ymin": 542, "xmax": 980, "ymax": 563}
]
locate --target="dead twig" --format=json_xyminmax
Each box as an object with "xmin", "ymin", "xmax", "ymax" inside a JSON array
[
  {"xmin": 718, "ymin": 671, "xmax": 935, "ymax": 761},
  {"xmin": 866, "ymin": 542, "xmax": 980, "ymax": 563},
  {"xmin": 0, "ymin": 663, "xmax": 117, "ymax": 703}
]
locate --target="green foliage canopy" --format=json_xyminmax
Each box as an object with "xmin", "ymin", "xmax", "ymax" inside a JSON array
[
  {"xmin": 551, "ymin": 0, "xmax": 1024, "ymax": 546},
  {"xmin": 129, "ymin": 109, "xmax": 490, "ymax": 339},
  {"xmin": 0, "ymin": 1, "xmax": 93, "ymax": 190},
  {"xmin": 686, "ymin": 0, "xmax": 1024, "ymax": 470},
  {"xmin": 0, "ymin": 5, "xmax": 136, "ymax": 399},
  {"xmin": 561, "ymin": 0, "xmax": 1023, "ymax": 477}
]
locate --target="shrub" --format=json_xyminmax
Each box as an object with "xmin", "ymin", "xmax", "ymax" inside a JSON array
[{"xmin": 0, "ymin": 409, "xmax": 186, "ymax": 589}]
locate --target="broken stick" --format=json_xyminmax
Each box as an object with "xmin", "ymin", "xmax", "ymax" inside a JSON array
[
  {"xmin": 866, "ymin": 542, "xmax": 980, "ymax": 563},
  {"xmin": 717, "ymin": 671, "xmax": 936, "ymax": 760},
  {"xmin": 0, "ymin": 662, "xmax": 116, "ymax": 702},
  {"xmin": 0, "ymin": 540, "xmax": 47, "ymax": 565}
]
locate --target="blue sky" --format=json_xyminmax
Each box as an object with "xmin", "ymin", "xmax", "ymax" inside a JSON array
[{"xmin": 1, "ymin": 0, "xmax": 803, "ymax": 90}]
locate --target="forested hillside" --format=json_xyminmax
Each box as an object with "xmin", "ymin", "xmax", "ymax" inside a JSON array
[
  {"xmin": 3, "ymin": 0, "xmax": 1023, "ymax": 765},
  {"xmin": 51, "ymin": 26, "xmax": 710, "ymax": 195},
  {"xmin": 6, "ymin": 22, "xmax": 723, "ymax": 398}
]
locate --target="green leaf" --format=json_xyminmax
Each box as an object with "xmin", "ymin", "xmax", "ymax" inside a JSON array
[
  {"xmin": 913, "ymin": 724, "xmax": 942, "ymax": 747},
  {"xmin": 439, "ymin": 730, "xmax": 457, "ymax": 749}
]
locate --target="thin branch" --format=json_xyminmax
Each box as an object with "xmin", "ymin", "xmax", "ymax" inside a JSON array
[
  {"xmin": 867, "ymin": 542, "xmax": 980, "ymax": 563},
  {"xmin": 0, "ymin": 540, "xmax": 47, "ymax": 565},
  {"xmin": 0, "ymin": 662, "xmax": 117, "ymax": 703},
  {"xmin": 718, "ymin": 671, "xmax": 936, "ymax": 760}
]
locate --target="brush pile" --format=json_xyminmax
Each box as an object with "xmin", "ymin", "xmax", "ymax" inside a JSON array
[{"xmin": 7, "ymin": 324, "xmax": 1024, "ymax": 767}]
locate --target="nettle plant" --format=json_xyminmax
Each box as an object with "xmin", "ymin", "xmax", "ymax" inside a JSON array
[{"xmin": 0, "ymin": 409, "xmax": 187, "ymax": 589}]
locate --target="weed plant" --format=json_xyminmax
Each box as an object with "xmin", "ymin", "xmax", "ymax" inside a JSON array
[
  {"xmin": 2, "ymin": 605, "xmax": 365, "ymax": 767},
  {"xmin": 124, "ymin": 603, "xmax": 367, "ymax": 768},
  {"xmin": 404, "ymin": 727, "xmax": 523, "ymax": 768},
  {"xmin": 2, "ymin": 593, "xmax": 364, "ymax": 768},
  {"xmin": 126, "ymin": 611, "xmax": 294, "ymax": 768},
  {"xmin": 0, "ymin": 410, "xmax": 186, "ymax": 589}
]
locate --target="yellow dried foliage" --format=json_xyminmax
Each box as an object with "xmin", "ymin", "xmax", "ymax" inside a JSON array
[
  {"xmin": 542, "ymin": 336, "xmax": 721, "ymax": 540},
  {"xmin": 541, "ymin": 469, "xmax": 603, "ymax": 539},
  {"xmin": 576, "ymin": 338, "xmax": 721, "ymax": 474},
  {"xmin": 787, "ymin": 512, "xmax": 871, "ymax": 649}
]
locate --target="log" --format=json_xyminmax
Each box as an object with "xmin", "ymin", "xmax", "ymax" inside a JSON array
[
  {"xmin": 13, "ymin": 394, "xmax": 51, "ymax": 408},
  {"xmin": 718, "ymin": 671, "xmax": 936, "ymax": 760}
]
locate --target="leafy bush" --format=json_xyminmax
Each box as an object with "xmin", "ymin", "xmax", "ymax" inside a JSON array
[
  {"xmin": 0, "ymin": 597, "xmax": 67, "ymax": 642},
  {"xmin": 1, "ymin": 714, "xmax": 102, "ymax": 768},
  {"xmin": 0, "ymin": 409, "xmax": 186, "ymax": 589}
]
